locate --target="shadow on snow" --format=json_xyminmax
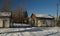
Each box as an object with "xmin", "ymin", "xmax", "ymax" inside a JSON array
[{"xmin": 0, "ymin": 28, "xmax": 43, "ymax": 34}]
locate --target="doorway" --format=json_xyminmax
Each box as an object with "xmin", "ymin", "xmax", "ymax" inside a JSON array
[{"xmin": 3, "ymin": 20, "xmax": 7, "ymax": 28}]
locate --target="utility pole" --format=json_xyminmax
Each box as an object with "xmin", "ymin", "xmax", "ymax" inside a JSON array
[
  {"xmin": 56, "ymin": 0, "xmax": 58, "ymax": 19},
  {"xmin": 19, "ymin": 0, "xmax": 23, "ymax": 24},
  {"xmin": 55, "ymin": 0, "xmax": 58, "ymax": 26}
]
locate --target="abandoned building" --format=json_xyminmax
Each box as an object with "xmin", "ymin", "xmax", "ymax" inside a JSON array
[
  {"xmin": 0, "ymin": 11, "xmax": 55, "ymax": 28},
  {"xmin": 0, "ymin": 12, "xmax": 11, "ymax": 28},
  {"xmin": 30, "ymin": 14, "xmax": 54, "ymax": 27}
]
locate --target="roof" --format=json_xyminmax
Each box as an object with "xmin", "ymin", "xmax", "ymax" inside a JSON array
[
  {"xmin": 33, "ymin": 14, "xmax": 54, "ymax": 18},
  {"xmin": 0, "ymin": 12, "xmax": 11, "ymax": 17}
]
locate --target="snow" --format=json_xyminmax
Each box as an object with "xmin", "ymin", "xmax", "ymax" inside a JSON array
[
  {"xmin": 13, "ymin": 23, "xmax": 30, "ymax": 26},
  {"xmin": 34, "ymin": 14, "xmax": 54, "ymax": 18},
  {"xmin": 0, "ymin": 27, "xmax": 60, "ymax": 36},
  {"xmin": 12, "ymin": 23, "xmax": 30, "ymax": 28},
  {"xmin": 0, "ymin": 12, "xmax": 11, "ymax": 16}
]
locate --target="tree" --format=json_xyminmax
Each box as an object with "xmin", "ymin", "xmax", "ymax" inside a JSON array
[
  {"xmin": 23, "ymin": 11, "xmax": 28, "ymax": 24},
  {"xmin": 23, "ymin": 11, "xmax": 28, "ymax": 18},
  {"xmin": 12, "ymin": 7, "xmax": 23, "ymax": 23},
  {"xmin": 1, "ymin": 0, "xmax": 12, "ymax": 12}
]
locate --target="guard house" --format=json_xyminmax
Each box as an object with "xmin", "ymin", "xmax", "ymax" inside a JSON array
[
  {"xmin": 30, "ymin": 14, "xmax": 54, "ymax": 27},
  {"xmin": 0, "ymin": 12, "xmax": 11, "ymax": 28}
]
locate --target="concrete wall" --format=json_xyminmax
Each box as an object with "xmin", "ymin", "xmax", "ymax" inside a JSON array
[
  {"xmin": 0, "ymin": 19, "xmax": 3, "ymax": 27},
  {"xmin": 5, "ymin": 19, "xmax": 10, "ymax": 28},
  {"xmin": 37, "ymin": 20, "xmax": 42, "ymax": 27},
  {"xmin": 34, "ymin": 18, "xmax": 54, "ymax": 27},
  {"xmin": 0, "ymin": 18, "xmax": 10, "ymax": 28},
  {"xmin": 37, "ymin": 20, "xmax": 54, "ymax": 27}
]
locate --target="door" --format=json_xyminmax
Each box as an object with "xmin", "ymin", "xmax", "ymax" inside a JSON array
[{"xmin": 3, "ymin": 20, "xmax": 7, "ymax": 28}]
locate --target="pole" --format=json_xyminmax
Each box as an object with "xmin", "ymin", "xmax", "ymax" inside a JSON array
[
  {"xmin": 55, "ymin": 0, "xmax": 58, "ymax": 26},
  {"xmin": 57, "ymin": 0, "xmax": 58, "ymax": 18}
]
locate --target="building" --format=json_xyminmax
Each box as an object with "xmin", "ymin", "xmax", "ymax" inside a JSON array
[
  {"xmin": 0, "ymin": 12, "xmax": 11, "ymax": 28},
  {"xmin": 30, "ymin": 14, "xmax": 54, "ymax": 27}
]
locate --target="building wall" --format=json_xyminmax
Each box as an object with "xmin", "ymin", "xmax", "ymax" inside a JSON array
[
  {"xmin": 0, "ymin": 18, "xmax": 10, "ymax": 28},
  {"xmin": 37, "ymin": 20, "xmax": 42, "ymax": 27},
  {"xmin": 5, "ymin": 18, "xmax": 10, "ymax": 28},
  {"xmin": 31, "ymin": 14, "xmax": 54, "ymax": 27},
  {"xmin": 34, "ymin": 18, "xmax": 54, "ymax": 27},
  {"xmin": 0, "ymin": 19, "xmax": 3, "ymax": 27},
  {"xmin": 36, "ymin": 19, "xmax": 54, "ymax": 27}
]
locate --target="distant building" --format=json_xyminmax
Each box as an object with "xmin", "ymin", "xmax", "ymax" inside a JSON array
[
  {"xmin": 30, "ymin": 14, "xmax": 54, "ymax": 27},
  {"xmin": 0, "ymin": 12, "xmax": 11, "ymax": 28}
]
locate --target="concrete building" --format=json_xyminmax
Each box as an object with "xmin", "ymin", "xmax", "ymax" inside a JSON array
[
  {"xmin": 30, "ymin": 14, "xmax": 54, "ymax": 27},
  {"xmin": 0, "ymin": 12, "xmax": 11, "ymax": 28}
]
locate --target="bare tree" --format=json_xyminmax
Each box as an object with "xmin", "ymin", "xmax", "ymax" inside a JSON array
[
  {"xmin": 1, "ymin": 0, "xmax": 12, "ymax": 12},
  {"xmin": 12, "ymin": 7, "xmax": 23, "ymax": 23}
]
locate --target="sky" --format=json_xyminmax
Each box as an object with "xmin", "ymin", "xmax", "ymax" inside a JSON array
[
  {"xmin": 0, "ymin": 0, "xmax": 60, "ymax": 17},
  {"xmin": 27, "ymin": 0, "xmax": 60, "ymax": 17}
]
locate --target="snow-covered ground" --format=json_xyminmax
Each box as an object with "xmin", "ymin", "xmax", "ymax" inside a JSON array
[{"xmin": 0, "ymin": 27, "xmax": 60, "ymax": 36}]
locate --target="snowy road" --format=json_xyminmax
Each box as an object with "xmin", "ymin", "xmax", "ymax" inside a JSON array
[{"xmin": 0, "ymin": 27, "xmax": 60, "ymax": 36}]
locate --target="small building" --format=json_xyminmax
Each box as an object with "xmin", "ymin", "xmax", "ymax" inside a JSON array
[
  {"xmin": 0, "ymin": 12, "xmax": 11, "ymax": 28},
  {"xmin": 30, "ymin": 14, "xmax": 54, "ymax": 27}
]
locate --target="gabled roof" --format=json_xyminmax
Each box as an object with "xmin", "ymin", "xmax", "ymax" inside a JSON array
[{"xmin": 33, "ymin": 14, "xmax": 54, "ymax": 18}]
